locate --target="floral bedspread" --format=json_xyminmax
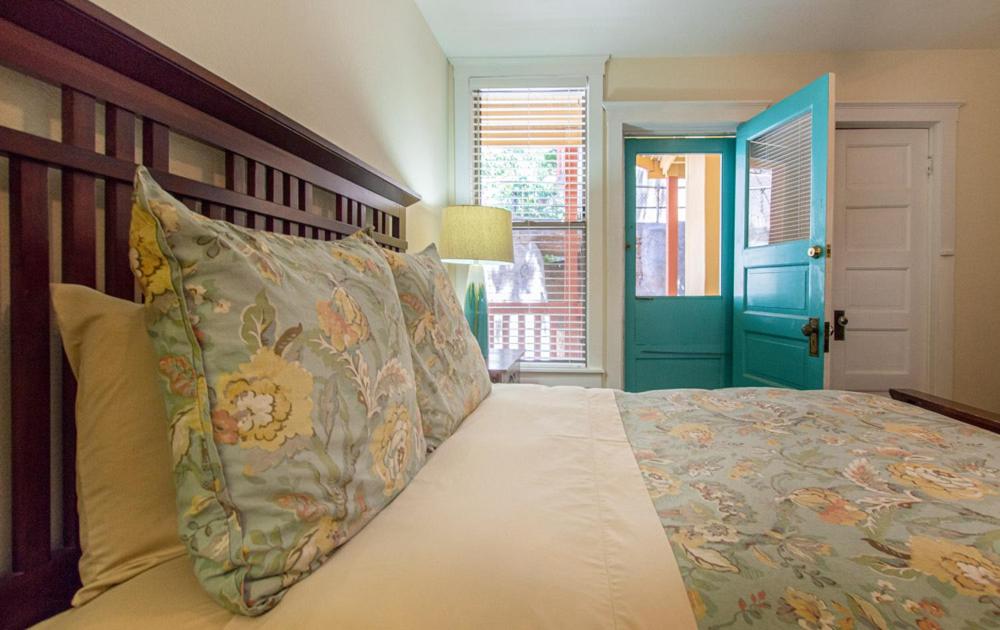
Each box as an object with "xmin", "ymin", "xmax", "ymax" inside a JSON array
[{"xmin": 615, "ymin": 388, "xmax": 1000, "ymax": 630}]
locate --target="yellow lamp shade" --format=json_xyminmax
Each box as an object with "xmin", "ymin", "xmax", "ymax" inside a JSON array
[{"xmin": 438, "ymin": 205, "xmax": 514, "ymax": 264}]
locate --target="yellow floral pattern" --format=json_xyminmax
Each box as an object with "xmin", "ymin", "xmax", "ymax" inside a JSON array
[
  {"xmin": 370, "ymin": 404, "xmax": 416, "ymax": 495},
  {"xmin": 887, "ymin": 462, "xmax": 989, "ymax": 501},
  {"xmin": 357, "ymin": 236, "xmax": 491, "ymax": 450},
  {"xmin": 215, "ymin": 348, "xmax": 314, "ymax": 451},
  {"xmin": 909, "ymin": 536, "xmax": 1000, "ymax": 598},
  {"xmin": 616, "ymin": 387, "xmax": 1000, "ymax": 629},
  {"xmin": 128, "ymin": 205, "xmax": 173, "ymax": 299},
  {"xmin": 129, "ymin": 167, "xmax": 425, "ymax": 615}
]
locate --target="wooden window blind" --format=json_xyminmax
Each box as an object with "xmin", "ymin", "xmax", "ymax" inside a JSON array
[{"xmin": 473, "ymin": 87, "xmax": 587, "ymax": 364}]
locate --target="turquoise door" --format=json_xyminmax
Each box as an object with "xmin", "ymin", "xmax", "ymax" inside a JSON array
[
  {"xmin": 625, "ymin": 138, "xmax": 735, "ymax": 392},
  {"xmin": 732, "ymin": 74, "xmax": 835, "ymax": 389}
]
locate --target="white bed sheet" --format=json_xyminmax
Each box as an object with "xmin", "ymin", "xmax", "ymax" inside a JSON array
[{"xmin": 38, "ymin": 384, "xmax": 694, "ymax": 629}]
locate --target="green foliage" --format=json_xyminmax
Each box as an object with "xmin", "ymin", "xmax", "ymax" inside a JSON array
[{"xmin": 479, "ymin": 146, "xmax": 575, "ymax": 221}]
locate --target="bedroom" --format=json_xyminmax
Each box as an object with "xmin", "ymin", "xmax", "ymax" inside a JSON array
[{"xmin": 1, "ymin": 0, "xmax": 998, "ymax": 628}]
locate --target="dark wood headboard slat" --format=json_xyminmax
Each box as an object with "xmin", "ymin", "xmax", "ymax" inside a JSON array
[
  {"xmin": 0, "ymin": 549, "xmax": 79, "ymax": 630},
  {"xmin": 0, "ymin": 126, "xmax": 408, "ymax": 251},
  {"xmin": 9, "ymin": 158, "xmax": 53, "ymax": 574},
  {"xmin": 104, "ymin": 104, "xmax": 137, "ymax": 300},
  {"xmin": 60, "ymin": 86, "xmax": 99, "ymax": 552},
  {"xmin": 141, "ymin": 119, "xmax": 170, "ymax": 170},
  {"xmin": 0, "ymin": 18, "xmax": 408, "ymax": 221},
  {"xmin": 0, "ymin": 0, "xmax": 419, "ymax": 208}
]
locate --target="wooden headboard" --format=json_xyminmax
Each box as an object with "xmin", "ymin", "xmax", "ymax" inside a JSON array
[{"xmin": 0, "ymin": 1, "xmax": 415, "ymax": 627}]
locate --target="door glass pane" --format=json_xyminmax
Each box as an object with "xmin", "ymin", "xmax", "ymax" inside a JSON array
[
  {"xmin": 748, "ymin": 112, "xmax": 812, "ymax": 246},
  {"xmin": 634, "ymin": 153, "xmax": 722, "ymax": 296}
]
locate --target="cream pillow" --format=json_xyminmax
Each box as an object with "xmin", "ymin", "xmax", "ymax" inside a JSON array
[{"xmin": 51, "ymin": 283, "xmax": 186, "ymax": 606}]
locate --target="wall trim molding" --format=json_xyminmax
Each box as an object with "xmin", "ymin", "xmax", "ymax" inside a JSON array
[{"xmin": 603, "ymin": 99, "xmax": 960, "ymax": 394}]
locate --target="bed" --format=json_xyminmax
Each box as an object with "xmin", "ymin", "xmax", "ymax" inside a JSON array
[
  {"xmin": 29, "ymin": 384, "xmax": 1000, "ymax": 630},
  {"xmin": 1, "ymin": 3, "xmax": 998, "ymax": 630}
]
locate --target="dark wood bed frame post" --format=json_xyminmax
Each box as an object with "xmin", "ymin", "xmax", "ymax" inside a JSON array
[
  {"xmin": 0, "ymin": 1, "xmax": 416, "ymax": 627},
  {"xmin": 889, "ymin": 389, "xmax": 1000, "ymax": 435}
]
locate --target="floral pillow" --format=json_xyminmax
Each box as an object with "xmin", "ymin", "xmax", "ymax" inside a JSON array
[
  {"xmin": 355, "ymin": 234, "xmax": 491, "ymax": 450},
  {"xmin": 128, "ymin": 167, "xmax": 425, "ymax": 615}
]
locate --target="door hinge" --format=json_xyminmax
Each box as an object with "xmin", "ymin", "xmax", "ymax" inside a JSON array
[{"xmin": 927, "ymin": 155, "xmax": 934, "ymax": 177}]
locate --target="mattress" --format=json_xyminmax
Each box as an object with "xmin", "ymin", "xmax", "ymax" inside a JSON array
[{"xmin": 37, "ymin": 384, "xmax": 695, "ymax": 629}]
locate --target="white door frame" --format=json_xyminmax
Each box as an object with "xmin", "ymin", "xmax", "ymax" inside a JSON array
[
  {"xmin": 835, "ymin": 103, "xmax": 960, "ymax": 397},
  {"xmin": 603, "ymin": 100, "xmax": 960, "ymax": 395},
  {"xmin": 604, "ymin": 100, "xmax": 768, "ymax": 389}
]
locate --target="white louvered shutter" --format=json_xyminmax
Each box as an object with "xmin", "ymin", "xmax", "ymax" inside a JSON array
[{"xmin": 473, "ymin": 87, "xmax": 587, "ymax": 365}]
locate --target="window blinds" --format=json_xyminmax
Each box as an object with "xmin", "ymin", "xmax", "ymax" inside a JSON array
[
  {"xmin": 747, "ymin": 112, "xmax": 812, "ymax": 247},
  {"xmin": 473, "ymin": 87, "xmax": 587, "ymax": 364}
]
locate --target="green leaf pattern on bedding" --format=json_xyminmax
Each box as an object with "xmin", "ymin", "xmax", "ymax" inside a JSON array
[
  {"xmin": 615, "ymin": 388, "xmax": 1000, "ymax": 630},
  {"xmin": 128, "ymin": 167, "xmax": 425, "ymax": 615}
]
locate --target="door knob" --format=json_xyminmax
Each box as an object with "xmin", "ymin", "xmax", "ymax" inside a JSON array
[
  {"xmin": 834, "ymin": 309, "xmax": 848, "ymax": 340},
  {"xmin": 801, "ymin": 319, "xmax": 819, "ymax": 336},
  {"xmin": 807, "ymin": 245, "xmax": 825, "ymax": 259}
]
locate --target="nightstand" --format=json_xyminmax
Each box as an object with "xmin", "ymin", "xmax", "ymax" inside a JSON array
[{"xmin": 487, "ymin": 348, "xmax": 524, "ymax": 384}]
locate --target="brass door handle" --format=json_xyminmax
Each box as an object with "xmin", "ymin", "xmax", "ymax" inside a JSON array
[
  {"xmin": 801, "ymin": 317, "xmax": 820, "ymax": 357},
  {"xmin": 807, "ymin": 245, "xmax": 824, "ymax": 259}
]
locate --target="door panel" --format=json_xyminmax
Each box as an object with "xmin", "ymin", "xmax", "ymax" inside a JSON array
[
  {"xmin": 633, "ymin": 355, "xmax": 726, "ymax": 391},
  {"xmin": 744, "ymin": 333, "xmax": 808, "ymax": 385},
  {"xmin": 831, "ymin": 128, "xmax": 930, "ymax": 392},
  {"xmin": 745, "ymin": 264, "xmax": 808, "ymax": 311},
  {"xmin": 625, "ymin": 138, "xmax": 735, "ymax": 392},
  {"xmin": 634, "ymin": 297, "xmax": 726, "ymax": 353},
  {"xmin": 733, "ymin": 74, "xmax": 834, "ymax": 389}
]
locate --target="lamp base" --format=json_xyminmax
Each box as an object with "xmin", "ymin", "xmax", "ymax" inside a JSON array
[{"xmin": 463, "ymin": 264, "xmax": 489, "ymax": 358}]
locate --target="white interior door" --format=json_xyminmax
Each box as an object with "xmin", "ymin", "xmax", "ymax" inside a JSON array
[{"xmin": 830, "ymin": 128, "xmax": 930, "ymax": 392}]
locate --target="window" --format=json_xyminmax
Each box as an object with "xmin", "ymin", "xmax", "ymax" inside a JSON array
[
  {"xmin": 473, "ymin": 87, "xmax": 588, "ymax": 365},
  {"xmin": 748, "ymin": 112, "xmax": 812, "ymax": 247},
  {"xmin": 634, "ymin": 153, "xmax": 722, "ymax": 297}
]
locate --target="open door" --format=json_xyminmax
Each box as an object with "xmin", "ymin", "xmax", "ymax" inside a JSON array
[{"xmin": 732, "ymin": 74, "xmax": 834, "ymax": 389}]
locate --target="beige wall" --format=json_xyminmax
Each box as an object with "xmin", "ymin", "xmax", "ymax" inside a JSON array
[
  {"xmin": 91, "ymin": 0, "xmax": 450, "ymax": 250},
  {"xmin": 607, "ymin": 49, "xmax": 1000, "ymax": 411}
]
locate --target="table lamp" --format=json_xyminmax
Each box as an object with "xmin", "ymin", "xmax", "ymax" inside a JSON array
[{"xmin": 438, "ymin": 205, "xmax": 514, "ymax": 357}]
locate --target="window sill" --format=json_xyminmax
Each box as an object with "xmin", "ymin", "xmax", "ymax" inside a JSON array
[{"xmin": 521, "ymin": 365, "xmax": 606, "ymax": 375}]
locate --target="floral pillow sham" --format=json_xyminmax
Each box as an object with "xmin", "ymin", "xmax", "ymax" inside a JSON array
[
  {"xmin": 357, "ymin": 234, "xmax": 491, "ymax": 450},
  {"xmin": 128, "ymin": 167, "xmax": 425, "ymax": 615}
]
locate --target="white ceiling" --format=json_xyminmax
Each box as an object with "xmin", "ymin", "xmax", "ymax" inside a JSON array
[{"xmin": 414, "ymin": 0, "xmax": 1000, "ymax": 58}]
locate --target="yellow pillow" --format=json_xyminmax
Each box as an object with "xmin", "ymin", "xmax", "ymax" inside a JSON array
[{"xmin": 51, "ymin": 283, "xmax": 186, "ymax": 606}]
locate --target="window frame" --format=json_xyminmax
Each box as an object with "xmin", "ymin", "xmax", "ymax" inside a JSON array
[{"xmin": 452, "ymin": 57, "xmax": 607, "ymax": 374}]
